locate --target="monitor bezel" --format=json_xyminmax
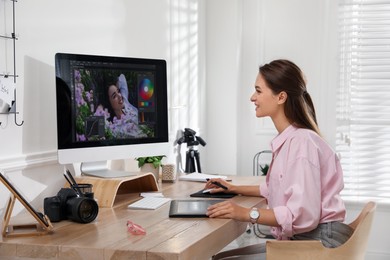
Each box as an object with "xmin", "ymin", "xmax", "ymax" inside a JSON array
[{"xmin": 55, "ymin": 53, "xmax": 169, "ymax": 165}]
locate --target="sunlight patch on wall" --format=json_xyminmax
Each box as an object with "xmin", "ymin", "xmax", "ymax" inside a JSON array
[{"xmin": 169, "ymin": 0, "xmax": 199, "ymax": 133}]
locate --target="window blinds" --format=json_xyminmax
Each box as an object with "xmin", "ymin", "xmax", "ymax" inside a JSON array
[{"xmin": 337, "ymin": 0, "xmax": 390, "ymax": 204}]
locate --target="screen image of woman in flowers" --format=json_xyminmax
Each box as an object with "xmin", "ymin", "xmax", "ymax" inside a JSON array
[{"xmin": 74, "ymin": 69, "xmax": 151, "ymax": 141}]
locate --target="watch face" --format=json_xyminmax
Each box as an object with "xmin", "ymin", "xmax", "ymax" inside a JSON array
[{"xmin": 250, "ymin": 209, "xmax": 259, "ymax": 218}]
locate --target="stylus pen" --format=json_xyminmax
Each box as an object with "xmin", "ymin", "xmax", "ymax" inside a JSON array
[{"xmin": 206, "ymin": 178, "xmax": 228, "ymax": 190}]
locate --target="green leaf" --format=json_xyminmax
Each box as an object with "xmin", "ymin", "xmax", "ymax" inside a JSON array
[
  {"xmin": 136, "ymin": 155, "xmax": 166, "ymax": 168},
  {"xmin": 260, "ymin": 164, "xmax": 269, "ymax": 175}
]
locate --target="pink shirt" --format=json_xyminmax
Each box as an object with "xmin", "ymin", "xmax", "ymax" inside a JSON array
[{"xmin": 259, "ymin": 125, "xmax": 346, "ymax": 240}]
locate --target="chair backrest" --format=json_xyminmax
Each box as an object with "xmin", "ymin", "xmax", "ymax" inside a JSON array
[
  {"xmin": 266, "ymin": 201, "xmax": 377, "ymax": 260},
  {"xmin": 333, "ymin": 201, "xmax": 377, "ymax": 260}
]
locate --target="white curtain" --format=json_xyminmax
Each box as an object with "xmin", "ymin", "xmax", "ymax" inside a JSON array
[{"xmin": 337, "ymin": 0, "xmax": 390, "ymax": 203}]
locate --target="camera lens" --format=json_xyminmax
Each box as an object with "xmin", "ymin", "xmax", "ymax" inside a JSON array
[
  {"xmin": 79, "ymin": 200, "xmax": 97, "ymax": 219},
  {"xmin": 67, "ymin": 197, "xmax": 99, "ymax": 223}
]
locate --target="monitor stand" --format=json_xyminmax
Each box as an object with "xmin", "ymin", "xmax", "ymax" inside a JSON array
[
  {"xmin": 76, "ymin": 161, "xmax": 159, "ymax": 208},
  {"xmin": 81, "ymin": 161, "xmax": 138, "ymax": 178}
]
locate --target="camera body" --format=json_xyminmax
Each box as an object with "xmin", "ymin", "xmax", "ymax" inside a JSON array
[{"xmin": 44, "ymin": 188, "xmax": 98, "ymax": 223}]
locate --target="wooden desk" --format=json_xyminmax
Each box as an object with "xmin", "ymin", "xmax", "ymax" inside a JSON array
[{"xmin": 0, "ymin": 176, "xmax": 266, "ymax": 260}]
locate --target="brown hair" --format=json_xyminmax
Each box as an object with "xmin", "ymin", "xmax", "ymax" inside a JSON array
[{"xmin": 259, "ymin": 59, "xmax": 320, "ymax": 135}]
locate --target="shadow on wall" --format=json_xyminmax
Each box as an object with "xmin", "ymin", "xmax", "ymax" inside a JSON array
[
  {"xmin": 22, "ymin": 56, "xmax": 57, "ymax": 155},
  {"xmin": 0, "ymin": 163, "xmax": 64, "ymax": 219}
]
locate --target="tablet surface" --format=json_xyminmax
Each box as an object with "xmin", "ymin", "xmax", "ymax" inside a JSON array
[
  {"xmin": 190, "ymin": 189, "xmax": 237, "ymax": 198},
  {"xmin": 169, "ymin": 199, "xmax": 225, "ymax": 218}
]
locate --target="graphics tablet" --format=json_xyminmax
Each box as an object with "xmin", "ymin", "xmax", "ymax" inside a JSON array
[
  {"xmin": 169, "ymin": 199, "xmax": 225, "ymax": 218},
  {"xmin": 190, "ymin": 189, "xmax": 237, "ymax": 198}
]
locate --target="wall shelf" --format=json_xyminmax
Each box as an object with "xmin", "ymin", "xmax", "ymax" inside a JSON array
[{"xmin": 0, "ymin": 0, "xmax": 23, "ymax": 126}]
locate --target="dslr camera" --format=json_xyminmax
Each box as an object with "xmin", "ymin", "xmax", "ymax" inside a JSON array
[{"xmin": 44, "ymin": 188, "xmax": 99, "ymax": 223}]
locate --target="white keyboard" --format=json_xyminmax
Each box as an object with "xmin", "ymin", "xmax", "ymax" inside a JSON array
[{"xmin": 128, "ymin": 197, "xmax": 171, "ymax": 210}]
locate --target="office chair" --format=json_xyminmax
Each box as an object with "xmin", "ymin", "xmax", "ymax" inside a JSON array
[{"xmin": 266, "ymin": 201, "xmax": 377, "ymax": 260}]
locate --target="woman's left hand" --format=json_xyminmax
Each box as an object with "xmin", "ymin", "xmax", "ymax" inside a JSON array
[{"xmin": 206, "ymin": 200, "xmax": 249, "ymax": 221}]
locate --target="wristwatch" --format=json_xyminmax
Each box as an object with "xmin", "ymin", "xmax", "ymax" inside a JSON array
[{"xmin": 249, "ymin": 208, "xmax": 260, "ymax": 224}]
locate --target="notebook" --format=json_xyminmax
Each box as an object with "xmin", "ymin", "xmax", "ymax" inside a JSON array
[{"xmin": 169, "ymin": 199, "xmax": 225, "ymax": 217}]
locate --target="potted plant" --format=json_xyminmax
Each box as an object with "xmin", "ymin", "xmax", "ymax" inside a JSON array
[
  {"xmin": 261, "ymin": 164, "xmax": 269, "ymax": 175},
  {"xmin": 136, "ymin": 156, "xmax": 166, "ymax": 181}
]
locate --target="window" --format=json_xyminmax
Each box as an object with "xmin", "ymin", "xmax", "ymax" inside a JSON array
[{"xmin": 337, "ymin": 0, "xmax": 390, "ymax": 204}]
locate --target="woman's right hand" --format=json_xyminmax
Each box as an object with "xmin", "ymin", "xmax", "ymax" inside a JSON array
[{"xmin": 204, "ymin": 178, "xmax": 234, "ymax": 193}]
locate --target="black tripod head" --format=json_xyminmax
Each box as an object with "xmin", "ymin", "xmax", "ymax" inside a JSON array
[
  {"xmin": 176, "ymin": 128, "xmax": 206, "ymax": 173},
  {"xmin": 177, "ymin": 128, "xmax": 206, "ymax": 147}
]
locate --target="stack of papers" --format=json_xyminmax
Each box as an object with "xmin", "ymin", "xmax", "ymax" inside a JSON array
[{"xmin": 179, "ymin": 172, "xmax": 229, "ymax": 182}]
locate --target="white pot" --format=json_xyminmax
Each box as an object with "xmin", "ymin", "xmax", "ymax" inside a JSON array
[{"xmin": 140, "ymin": 163, "xmax": 160, "ymax": 181}]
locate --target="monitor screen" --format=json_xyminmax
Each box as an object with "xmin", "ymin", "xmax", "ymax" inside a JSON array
[{"xmin": 55, "ymin": 53, "xmax": 169, "ymax": 177}]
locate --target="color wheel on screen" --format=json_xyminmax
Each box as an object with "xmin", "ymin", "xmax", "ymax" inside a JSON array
[{"xmin": 139, "ymin": 78, "xmax": 154, "ymax": 100}]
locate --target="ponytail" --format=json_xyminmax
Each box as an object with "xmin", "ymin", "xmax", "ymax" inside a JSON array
[{"xmin": 259, "ymin": 59, "xmax": 321, "ymax": 135}]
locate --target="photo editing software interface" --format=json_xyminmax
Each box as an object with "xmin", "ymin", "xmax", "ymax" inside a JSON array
[{"xmin": 55, "ymin": 53, "xmax": 168, "ymax": 170}]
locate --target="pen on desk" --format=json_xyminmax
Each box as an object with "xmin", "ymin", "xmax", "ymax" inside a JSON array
[{"xmin": 206, "ymin": 178, "xmax": 228, "ymax": 190}]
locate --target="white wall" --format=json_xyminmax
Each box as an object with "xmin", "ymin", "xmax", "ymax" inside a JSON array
[
  {"xmin": 1, "ymin": 0, "xmax": 172, "ymax": 157},
  {"xmin": 0, "ymin": 0, "xmax": 173, "ymax": 215},
  {"xmin": 204, "ymin": 0, "xmax": 241, "ymax": 176},
  {"xmin": 205, "ymin": 0, "xmax": 338, "ymax": 176}
]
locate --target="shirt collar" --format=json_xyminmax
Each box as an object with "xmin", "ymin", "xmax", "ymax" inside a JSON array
[{"xmin": 271, "ymin": 125, "xmax": 296, "ymax": 152}]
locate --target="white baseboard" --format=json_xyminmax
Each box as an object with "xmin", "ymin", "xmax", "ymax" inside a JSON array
[
  {"xmin": 0, "ymin": 150, "xmax": 58, "ymax": 172},
  {"xmin": 366, "ymin": 252, "xmax": 390, "ymax": 260}
]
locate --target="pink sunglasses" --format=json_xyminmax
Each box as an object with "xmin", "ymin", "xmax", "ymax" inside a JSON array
[{"xmin": 126, "ymin": 220, "xmax": 146, "ymax": 235}]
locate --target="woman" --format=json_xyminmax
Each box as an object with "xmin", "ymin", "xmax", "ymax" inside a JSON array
[
  {"xmin": 205, "ymin": 59, "xmax": 352, "ymax": 260},
  {"xmin": 106, "ymin": 74, "xmax": 138, "ymax": 124},
  {"xmin": 99, "ymin": 73, "xmax": 146, "ymax": 138}
]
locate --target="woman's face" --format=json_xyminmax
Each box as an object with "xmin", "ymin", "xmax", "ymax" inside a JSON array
[
  {"xmin": 250, "ymin": 74, "xmax": 280, "ymax": 118},
  {"xmin": 108, "ymin": 84, "xmax": 124, "ymax": 114}
]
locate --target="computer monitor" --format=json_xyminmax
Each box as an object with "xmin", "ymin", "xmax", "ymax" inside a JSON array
[{"xmin": 55, "ymin": 53, "xmax": 169, "ymax": 178}]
